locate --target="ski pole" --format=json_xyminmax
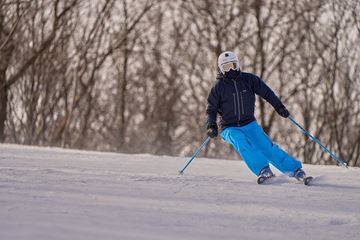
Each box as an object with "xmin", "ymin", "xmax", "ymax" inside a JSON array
[
  {"xmin": 179, "ymin": 136, "xmax": 211, "ymax": 174},
  {"xmin": 288, "ymin": 116, "xmax": 348, "ymax": 168}
]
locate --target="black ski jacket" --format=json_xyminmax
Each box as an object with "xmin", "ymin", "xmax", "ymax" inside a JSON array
[{"xmin": 206, "ymin": 71, "xmax": 285, "ymax": 129}]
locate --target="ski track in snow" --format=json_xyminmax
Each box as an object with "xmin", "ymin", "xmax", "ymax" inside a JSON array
[{"xmin": 0, "ymin": 144, "xmax": 360, "ymax": 240}]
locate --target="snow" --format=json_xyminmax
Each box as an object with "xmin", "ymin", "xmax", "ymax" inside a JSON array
[{"xmin": 0, "ymin": 143, "xmax": 360, "ymax": 240}]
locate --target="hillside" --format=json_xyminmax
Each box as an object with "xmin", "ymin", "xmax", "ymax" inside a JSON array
[{"xmin": 0, "ymin": 144, "xmax": 359, "ymax": 240}]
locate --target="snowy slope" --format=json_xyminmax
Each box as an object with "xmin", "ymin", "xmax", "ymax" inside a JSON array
[{"xmin": 0, "ymin": 144, "xmax": 359, "ymax": 240}]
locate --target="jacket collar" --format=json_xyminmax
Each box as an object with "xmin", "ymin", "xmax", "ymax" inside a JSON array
[{"xmin": 217, "ymin": 70, "xmax": 242, "ymax": 82}]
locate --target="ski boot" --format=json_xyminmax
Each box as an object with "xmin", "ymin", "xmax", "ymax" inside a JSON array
[
  {"xmin": 294, "ymin": 168, "xmax": 313, "ymax": 186},
  {"xmin": 257, "ymin": 166, "xmax": 275, "ymax": 184}
]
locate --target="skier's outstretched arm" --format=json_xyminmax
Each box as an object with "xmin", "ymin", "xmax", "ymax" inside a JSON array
[{"xmin": 252, "ymin": 76, "xmax": 289, "ymax": 118}]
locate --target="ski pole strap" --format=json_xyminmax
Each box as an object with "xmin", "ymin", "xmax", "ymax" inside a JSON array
[
  {"xmin": 288, "ymin": 116, "xmax": 348, "ymax": 168},
  {"xmin": 179, "ymin": 136, "xmax": 211, "ymax": 174}
]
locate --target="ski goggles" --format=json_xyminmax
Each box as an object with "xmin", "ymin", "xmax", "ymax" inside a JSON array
[{"xmin": 221, "ymin": 61, "xmax": 238, "ymax": 72}]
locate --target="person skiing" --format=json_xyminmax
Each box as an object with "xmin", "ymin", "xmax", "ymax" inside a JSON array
[{"xmin": 206, "ymin": 51, "xmax": 309, "ymax": 184}]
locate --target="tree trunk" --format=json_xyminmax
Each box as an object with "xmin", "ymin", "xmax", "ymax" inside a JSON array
[{"xmin": 0, "ymin": 69, "xmax": 6, "ymax": 142}]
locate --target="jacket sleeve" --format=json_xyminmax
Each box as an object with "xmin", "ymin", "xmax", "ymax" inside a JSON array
[
  {"xmin": 252, "ymin": 75, "xmax": 284, "ymax": 110},
  {"xmin": 206, "ymin": 83, "xmax": 220, "ymax": 128}
]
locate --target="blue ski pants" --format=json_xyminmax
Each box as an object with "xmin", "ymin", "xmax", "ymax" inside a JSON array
[{"xmin": 221, "ymin": 121, "xmax": 302, "ymax": 176}]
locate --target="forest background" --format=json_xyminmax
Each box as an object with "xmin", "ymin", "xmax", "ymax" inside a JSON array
[{"xmin": 0, "ymin": 0, "xmax": 359, "ymax": 166}]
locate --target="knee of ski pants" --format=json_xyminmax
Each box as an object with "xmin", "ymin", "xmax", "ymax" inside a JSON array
[
  {"xmin": 238, "ymin": 122, "xmax": 284, "ymax": 160},
  {"xmin": 245, "ymin": 122, "xmax": 276, "ymax": 152},
  {"xmin": 221, "ymin": 128, "xmax": 254, "ymax": 152},
  {"xmin": 222, "ymin": 127, "xmax": 269, "ymax": 175}
]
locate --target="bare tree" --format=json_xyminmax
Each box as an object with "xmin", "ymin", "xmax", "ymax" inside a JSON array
[
  {"xmin": 1, "ymin": 0, "xmax": 359, "ymax": 166},
  {"xmin": 0, "ymin": 0, "xmax": 78, "ymax": 142}
]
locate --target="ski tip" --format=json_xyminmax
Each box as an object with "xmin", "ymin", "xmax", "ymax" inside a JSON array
[
  {"xmin": 257, "ymin": 176, "xmax": 267, "ymax": 184},
  {"xmin": 304, "ymin": 176, "xmax": 313, "ymax": 186},
  {"xmin": 257, "ymin": 177, "xmax": 263, "ymax": 184},
  {"xmin": 257, "ymin": 174, "xmax": 276, "ymax": 185}
]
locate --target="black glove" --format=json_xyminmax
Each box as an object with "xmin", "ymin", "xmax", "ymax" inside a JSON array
[
  {"xmin": 276, "ymin": 106, "xmax": 290, "ymax": 118},
  {"xmin": 206, "ymin": 124, "xmax": 218, "ymax": 138}
]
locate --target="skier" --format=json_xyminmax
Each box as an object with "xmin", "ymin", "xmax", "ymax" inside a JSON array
[{"xmin": 206, "ymin": 51, "xmax": 309, "ymax": 184}]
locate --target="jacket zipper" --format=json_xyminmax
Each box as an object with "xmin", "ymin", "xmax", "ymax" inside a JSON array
[
  {"xmin": 232, "ymin": 80, "xmax": 241, "ymax": 121},
  {"xmin": 233, "ymin": 93, "xmax": 237, "ymax": 116},
  {"xmin": 240, "ymin": 91, "xmax": 245, "ymax": 115}
]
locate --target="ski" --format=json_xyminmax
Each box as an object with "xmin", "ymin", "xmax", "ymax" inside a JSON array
[
  {"xmin": 303, "ymin": 176, "xmax": 313, "ymax": 186},
  {"xmin": 257, "ymin": 175, "xmax": 314, "ymax": 185}
]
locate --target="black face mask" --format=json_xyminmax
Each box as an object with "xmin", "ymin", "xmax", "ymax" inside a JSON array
[{"xmin": 224, "ymin": 69, "xmax": 240, "ymax": 79}]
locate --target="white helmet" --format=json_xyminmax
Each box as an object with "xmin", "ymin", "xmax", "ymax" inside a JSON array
[{"xmin": 218, "ymin": 51, "xmax": 240, "ymax": 74}]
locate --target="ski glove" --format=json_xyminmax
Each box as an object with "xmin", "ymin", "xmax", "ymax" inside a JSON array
[
  {"xmin": 276, "ymin": 106, "xmax": 290, "ymax": 118},
  {"xmin": 206, "ymin": 124, "xmax": 218, "ymax": 138}
]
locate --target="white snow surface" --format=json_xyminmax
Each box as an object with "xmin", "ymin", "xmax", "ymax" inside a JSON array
[{"xmin": 1, "ymin": 144, "xmax": 360, "ymax": 240}]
